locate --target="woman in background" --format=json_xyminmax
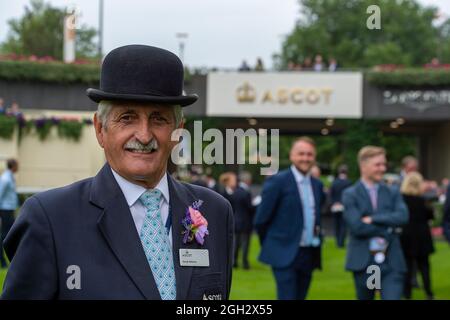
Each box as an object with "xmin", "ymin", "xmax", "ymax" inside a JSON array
[{"xmin": 400, "ymin": 172, "xmax": 435, "ymax": 300}]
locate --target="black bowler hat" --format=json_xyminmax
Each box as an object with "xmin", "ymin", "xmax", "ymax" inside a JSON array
[{"xmin": 86, "ymin": 45, "xmax": 198, "ymax": 107}]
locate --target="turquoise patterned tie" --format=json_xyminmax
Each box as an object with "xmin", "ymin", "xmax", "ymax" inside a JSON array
[{"xmin": 139, "ymin": 189, "xmax": 176, "ymax": 300}]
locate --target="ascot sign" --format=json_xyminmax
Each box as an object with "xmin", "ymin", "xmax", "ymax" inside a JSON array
[
  {"xmin": 207, "ymin": 72, "xmax": 363, "ymax": 118},
  {"xmin": 236, "ymin": 81, "xmax": 333, "ymax": 105}
]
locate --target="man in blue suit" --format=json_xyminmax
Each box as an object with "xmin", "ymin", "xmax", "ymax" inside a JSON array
[
  {"xmin": 254, "ymin": 137, "xmax": 325, "ymax": 300},
  {"xmin": 443, "ymin": 185, "xmax": 450, "ymax": 243},
  {"xmin": 1, "ymin": 45, "xmax": 234, "ymax": 300},
  {"xmin": 342, "ymin": 146, "xmax": 408, "ymax": 300}
]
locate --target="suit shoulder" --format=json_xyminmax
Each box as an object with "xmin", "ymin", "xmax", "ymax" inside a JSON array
[
  {"xmin": 263, "ymin": 168, "xmax": 290, "ymax": 184},
  {"xmin": 181, "ymin": 182, "xmax": 231, "ymax": 209},
  {"xmin": 30, "ymin": 177, "xmax": 93, "ymax": 214},
  {"xmin": 342, "ymin": 183, "xmax": 358, "ymax": 197}
]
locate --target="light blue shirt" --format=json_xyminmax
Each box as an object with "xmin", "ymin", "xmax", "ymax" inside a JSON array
[
  {"xmin": 361, "ymin": 180, "xmax": 380, "ymax": 210},
  {"xmin": 110, "ymin": 169, "xmax": 172, "ymax": 245},
  {"xmin": 290, "ymin": 165, "xmax": 315, "ymax": 246},
  {"xmin": 0, "ymin": 169, "xmax": 18, "ymax": 210}
]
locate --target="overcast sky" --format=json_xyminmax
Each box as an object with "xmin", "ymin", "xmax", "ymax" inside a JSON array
[{"xmin": 1, "ymin": 0, "xmax": 449, "ymax": 69}]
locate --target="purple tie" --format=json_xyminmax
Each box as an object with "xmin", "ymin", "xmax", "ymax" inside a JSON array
[{"xmin": 369, "ymin": 187, "xmax": 377, "ymax": 210}]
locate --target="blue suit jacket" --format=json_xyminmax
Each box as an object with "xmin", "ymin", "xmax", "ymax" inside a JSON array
[
  {"xmin": 342, "ymin": 181, "xmax": 409, "ymax": 272},
  {"xmin": 443, "ymin": 186, "xmax": 450, "ymax": 243},
  {"xmin": 254, "ymin": 168, "xmax": 325, "ymax": 269},
  {"xmin": 1, "ymin": 164, "xmax": 234, "ymax": 300}
]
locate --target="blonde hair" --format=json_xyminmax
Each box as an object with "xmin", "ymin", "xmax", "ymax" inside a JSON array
[
  {"xmin": 291, "ymin": 136, "xmax": 316, "ymax": 149},
  {"xmin": 401, "ymin": 172, "xmax": 424, "ymax": 196},
  {"xmin": 358, "ymin": 146, "xmax": 386, "ymax": 164}
]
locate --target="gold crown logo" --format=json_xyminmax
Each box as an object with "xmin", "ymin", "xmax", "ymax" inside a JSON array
[{"xmin": 236, "ymin": 82, "xmax": 256, "ymax": 103}]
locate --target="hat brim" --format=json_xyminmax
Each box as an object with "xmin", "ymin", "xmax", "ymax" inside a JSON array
[{"xmin": 86, "ymin": 88, "xmax": 198, "ymax": 107}]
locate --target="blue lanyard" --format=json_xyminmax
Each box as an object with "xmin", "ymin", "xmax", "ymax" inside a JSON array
[{"xmin": 165, "ymin": 205, "xmax": 173, "ymax": 235}]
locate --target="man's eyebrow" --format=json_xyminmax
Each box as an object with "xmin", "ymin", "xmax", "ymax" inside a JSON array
[{"xmin": 114, "ymin": 108, "xmax": 138, "ymax": 116}]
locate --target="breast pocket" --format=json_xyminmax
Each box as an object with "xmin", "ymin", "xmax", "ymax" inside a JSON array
[{"xmin": 190, "ymin": 272, "xmax": 223, "ymax": 300}]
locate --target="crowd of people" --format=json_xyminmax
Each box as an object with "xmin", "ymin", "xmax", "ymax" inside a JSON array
[
  {"xmin": 179, "ymin": 139, "xmax": 450, "ymax": 300},
  {"xmin": 238, "ymin": 54, "xmax": 338, "ymax": 72}
]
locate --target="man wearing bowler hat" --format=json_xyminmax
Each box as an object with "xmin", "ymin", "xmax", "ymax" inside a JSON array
[{"xmin": 2, "ymin": 45, "xmax": 234, "ymax": 300}]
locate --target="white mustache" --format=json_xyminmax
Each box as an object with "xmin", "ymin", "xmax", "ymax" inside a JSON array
[{"xmin": 124, "ymin": 139, "xmax": 158, "ymax": 152}]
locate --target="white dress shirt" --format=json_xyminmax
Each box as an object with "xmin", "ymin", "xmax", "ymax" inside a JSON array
[
  {"xmin": 290, "ymin": 165, "xmax": 316, "ymax": 246},
  {"xmin": 111, "ymin": 169, "xmax": 172, "ymax": 246}
]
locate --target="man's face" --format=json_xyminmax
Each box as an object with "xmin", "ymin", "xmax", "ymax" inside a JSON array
[
  {"xmin": 360, "ymin": 154, "xmax": 387, "ymax": 183},
  {"xmin": 404, "ymin": 160, "xmax": 418, "ymax": 174},
  {"xmin": 289, "ymin": 141, "xmax": 316, "ymax": 174},
  {"xmin": 94, "ymin": 102, "xmax": 182, "ymax": 187}
]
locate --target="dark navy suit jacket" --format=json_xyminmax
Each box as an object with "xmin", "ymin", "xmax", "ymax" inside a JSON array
[
  {"xmin": 443, "ymin": 186, "xmax": 450, "ymax": 243},
  {"xmin": 1, "ymin": 164, "xmax": 234, "ymax": 300},
  {"xmin": 254, "ymin": 168, "xmax": 325, "ymax": 269},
  {"xmin": 342, "ymin": 181, "xmax": 409, "ymax": 272},
  {"xmin": 225, "ymin": 186, "xmax": 255, "ymax": 233}
]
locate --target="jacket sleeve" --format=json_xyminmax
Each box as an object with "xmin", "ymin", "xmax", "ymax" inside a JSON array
[
  {"xmin": 371, "ymin": 189, "xmax": 409, "ymax": 227},
  {"xmin": 0, "ymin": 175, "xmax": 10, "ymax": 203},
  {"xmin": 1, "ymin": 196, "xmax": 58, "ymax": 300},
  {"xmin": 253, "ymin": 176, "xmax": 280, "ymax": 242},
  {"xmin": 343, "ymin": 189, "xmax": 389, "ymax": 239}
]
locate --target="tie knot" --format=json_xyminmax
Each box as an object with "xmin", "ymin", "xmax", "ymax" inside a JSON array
[{"xmin": 139, "ymin": 189, "xmax": 162, "ymax": 210}]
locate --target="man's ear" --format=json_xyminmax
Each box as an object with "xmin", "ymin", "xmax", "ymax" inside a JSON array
[{"xmin": 93, "ymin": 113, "xmax": 105, "ymax": 148}]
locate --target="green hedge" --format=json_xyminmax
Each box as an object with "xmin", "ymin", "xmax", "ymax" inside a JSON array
[
  {"xmin": 0, "ymin": 60, "xmax": 100, "ymax": 85},
  {"xmin": 0, "ymin": 60, "xmax": 193, "ymax": 85},
  {"xmin": 366, "ymin": 68, "xmax": 450, "ymax": 87}
]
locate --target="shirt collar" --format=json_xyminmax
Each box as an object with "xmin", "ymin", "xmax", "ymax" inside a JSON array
[
  {"xmin": 111, "ymin": 168, "xmax": 170, "ymax": 207},
  {"xmin": 361, "ymin": 179, "xmax": 379, "ymax": 192},
  {"xmin": 290, "ymin": 165, "xmax": 311, "ymax": 183}
]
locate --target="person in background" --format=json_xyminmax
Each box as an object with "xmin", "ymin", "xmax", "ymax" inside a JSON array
[
  {"xmin": 443, "ymin": 184, "xmax": 450, "ymax": 244},
  {"xmin": 233, "ymin": 171, "xmax": 255, "ymax": 269},
  {"xmin": 303, "ymin": 57, "xmax": 313, "ymax": 70},
  {"xmin": 239, "ymin": 60, "xmax": 251, "ymax": 72},
  {"xmin": 328, "ymin": 57, "xmax": 338, "ymax": 72},
  {"xmin": 219, "ymin": 172, "xmax": 252, "ymax": 269},
  {"xmin": 254, "ymin": 137, "xmax": 325, "ymax": 300},
  {"xmin": 313, "ymin": 55, "xmax": 323, "ymax": 72},
  {"xmin": 343, "ymin": 146, "xmax": 408, "ymax": 300},
  {"xmin": 398, "ymin": 155, "xmax": 425, "ymax": 289},
  {"xmin": 329, "ymin": 165, "xmax": 352, "ymax": 248},
  {"xmin": 7, "ymin": 102, "xmax": 22, "ymax": 117},
  {"xmin": 0, "ymin": 159, "xmax": 19, "ymax": 269},
  {"xmin": 400, "ymin": 156, "xmax": 419, "ymax": 183},
  {"xmin": 0, "ymin": 98, "xmax": 6, "ymax": 114},
  {"xmin": 400, "ymin": 172, "xmax": 435, "ymax": 300},
  {"xmin": 254, "ymin": 58, "xmax": 265, "ymax": 72},
  {"xmin": 310, "ymin": 165, "xmax": 321, "ymax": 180}
]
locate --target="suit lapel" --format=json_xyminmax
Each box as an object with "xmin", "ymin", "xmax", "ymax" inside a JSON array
[
  {"xmin": 356, "ymin": 181, "xmax": 374, "ymax": 214},
  {"xmin": 311, "ymin": 178, "xmax": 321, "ymax": 225},
  {"xmin": 287, "ymin": 169, "xmax": 303, "ymax": 217},
  {"xmin": 167, "ymin": 174, "xmax": 196, "ymax": 300},
  {"xmin": 90, "ymin": 164, "xmax": 161, "ymax": 300}
]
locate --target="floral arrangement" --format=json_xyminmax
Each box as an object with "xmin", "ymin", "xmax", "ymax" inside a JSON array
[{"xmin": 181, "ymin": 200, "xmax": 209, "ymax": 245}]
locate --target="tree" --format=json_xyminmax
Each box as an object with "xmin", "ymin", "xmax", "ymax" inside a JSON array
[
  {"xmin": 278, "ymin": 0, "xmax": 445, "ymax": 69},
  {"xmin": 1, "ymin": 0, "xmax": 98, "ymax": 60}
]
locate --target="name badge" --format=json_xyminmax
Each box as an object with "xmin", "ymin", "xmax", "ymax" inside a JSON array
[{"xmin": 179, "ymin": 249, "xmax": 209, "ymax": 267}]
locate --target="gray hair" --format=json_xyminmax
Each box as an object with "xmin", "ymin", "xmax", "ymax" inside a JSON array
[{"xmin": 97, "ymin": 101, "xmax": 183, "ymax": 129}]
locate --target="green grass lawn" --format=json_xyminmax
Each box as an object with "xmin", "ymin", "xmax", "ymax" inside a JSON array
[
  {"xmin": 230, "ymin": 236, "xmax": 450, "ymax": 300},
  {"xmin": 1, "ymin": 236, "xmax": 449, "ymax": 299}
]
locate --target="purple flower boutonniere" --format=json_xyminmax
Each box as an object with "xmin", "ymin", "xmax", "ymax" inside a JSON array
[{"xmin": 182, "ymin": 200, "xmax": 209, "ymax": 245}]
